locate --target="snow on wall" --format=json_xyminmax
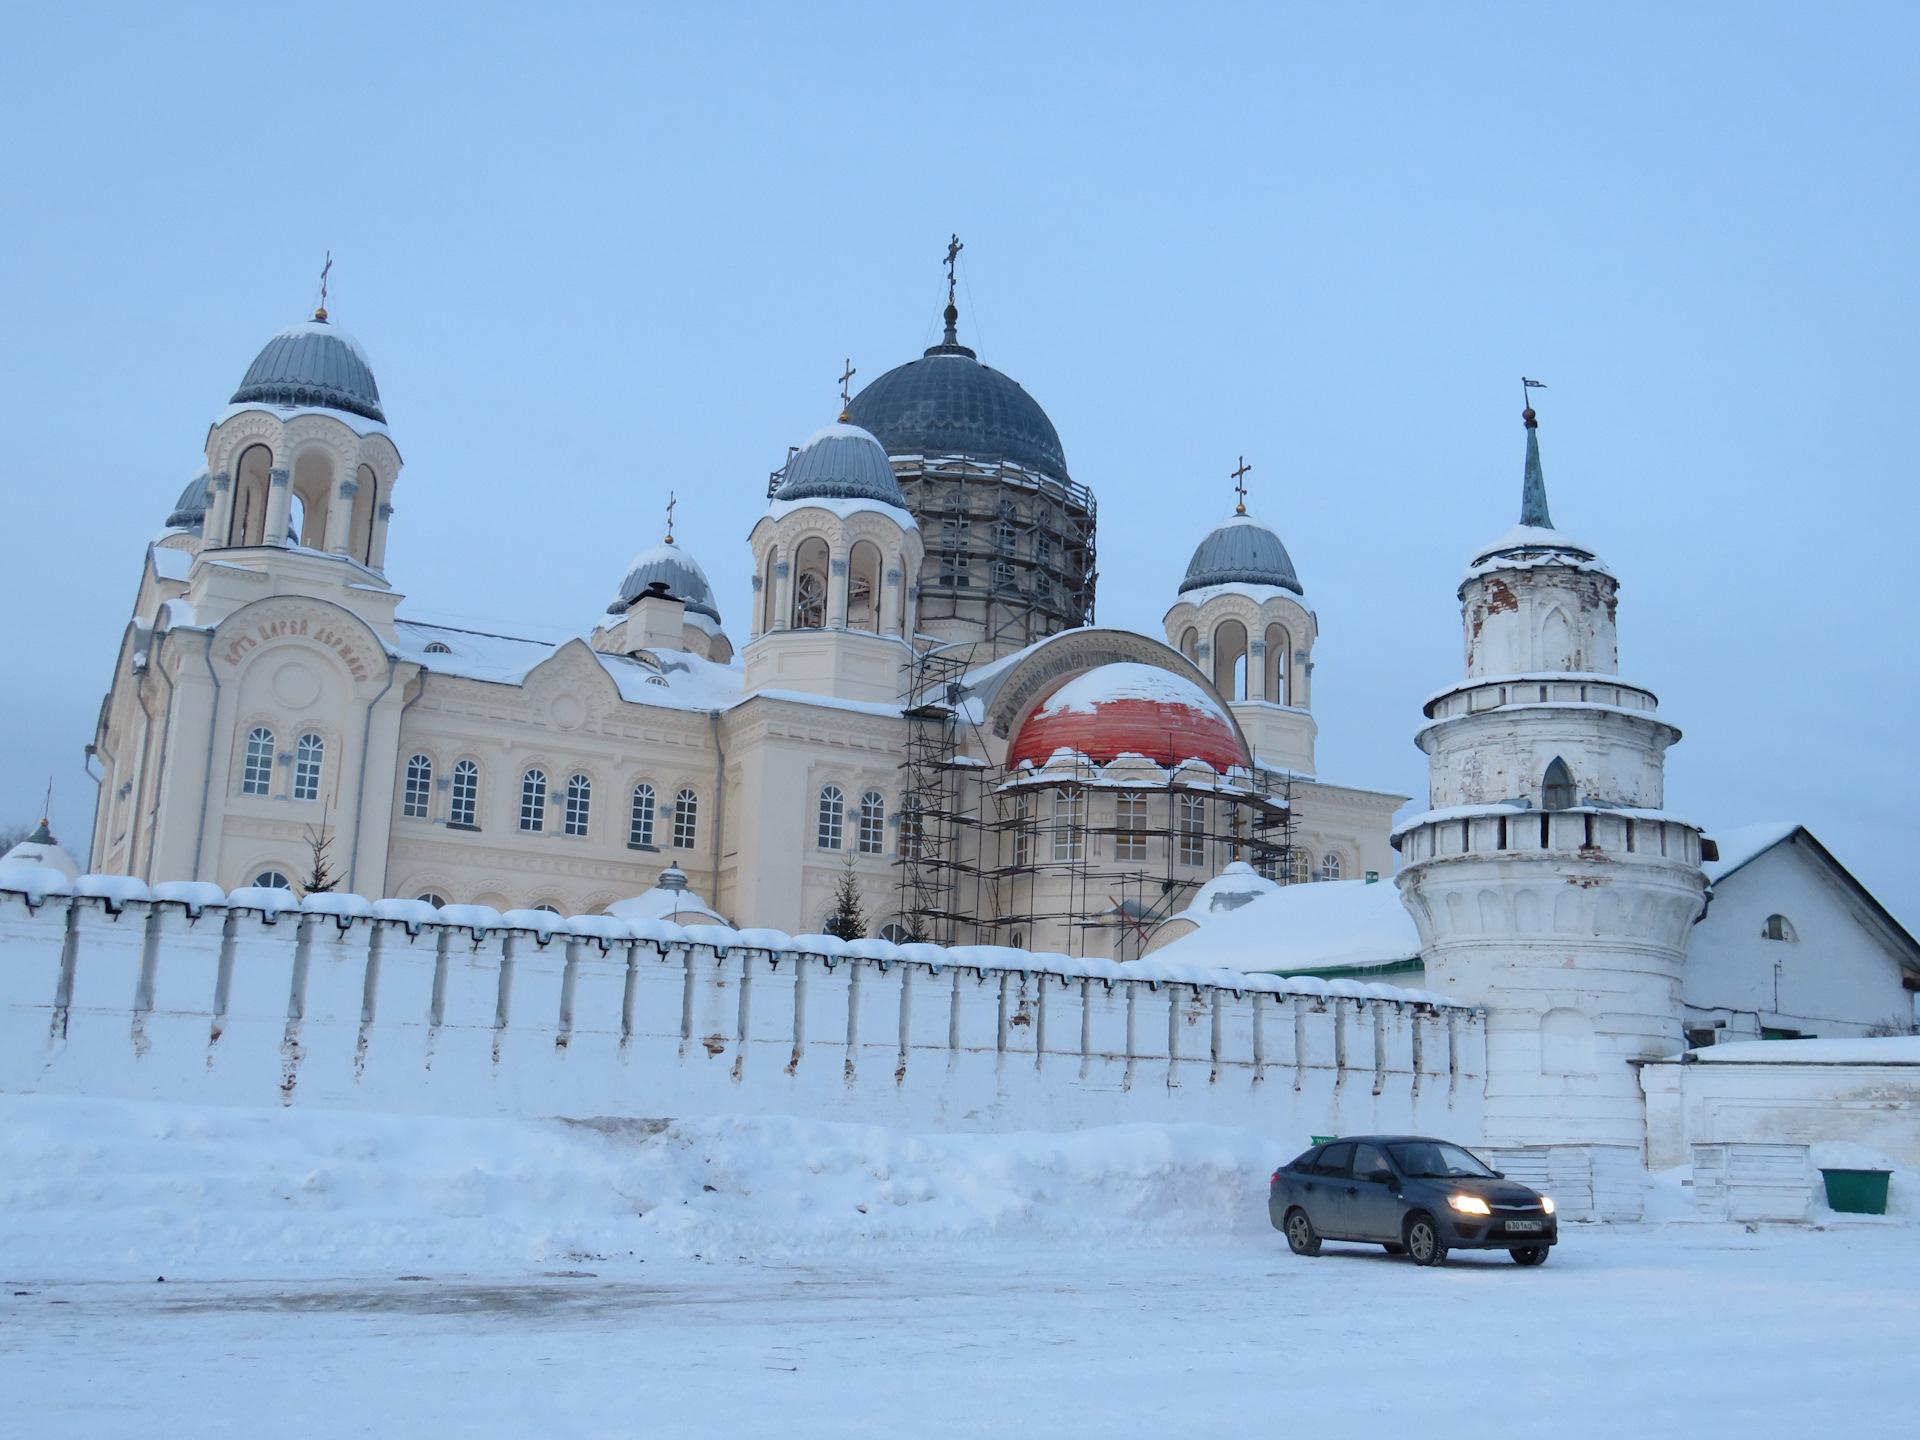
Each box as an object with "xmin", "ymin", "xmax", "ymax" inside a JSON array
[{"xmin": 0, "ymin": 889, "xmax": 1484, "ymax": 1147}]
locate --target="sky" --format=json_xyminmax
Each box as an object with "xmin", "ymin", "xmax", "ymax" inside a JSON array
[{"xmin": 1, "ymin": 4, "xmax": 1915, "ymax": 926}]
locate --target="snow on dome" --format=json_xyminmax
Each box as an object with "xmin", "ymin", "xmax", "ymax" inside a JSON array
[
  {"xmin": 1, "ymin": 820, "xmax": 80, "ymax": 882},
  {"xmin": 606, "ymin": 538, "xmax": 721, "ymax": 622},
  {"xmin": 1010, "ymin": 662, "xmax": 1247, "ymax": 771},
  {"xmin": 1179, "ymin": 512, "xmax": 1303, "ymax": 596},
  {"xmin": 164, "ymin": 471, "xmax": 211, "ymax": 534},
  {"xmin": 230, "ymin": 318, "xmax": 385, "ymax": 425},
  {"xmin": 771, "ymin": 423, "xmax": 907, "ymax": 509}
]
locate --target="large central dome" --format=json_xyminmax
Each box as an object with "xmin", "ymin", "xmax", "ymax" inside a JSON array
[{"xmin": 843, "ymin": 332, "xmax": 1068, "ymax": 481}]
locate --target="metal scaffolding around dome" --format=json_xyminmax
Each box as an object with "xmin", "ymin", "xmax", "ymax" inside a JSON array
[{"xmin": 892, "ymin": 650, "xmax": 1302, "ymax": 958}]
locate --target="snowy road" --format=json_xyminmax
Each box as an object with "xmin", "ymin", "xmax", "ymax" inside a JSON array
[{"xmin": 5, "ymin": 1228, "xmax": 1916, "ymax": 1438}]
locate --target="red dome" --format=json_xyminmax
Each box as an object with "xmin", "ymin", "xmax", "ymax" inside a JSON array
[{"xmin": 1009, "ymin": 663, "xmax": 1247, "ymax": 772}]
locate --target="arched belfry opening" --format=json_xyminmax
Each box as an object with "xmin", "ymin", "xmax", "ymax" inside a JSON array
[{"xmin": 1542, "ymin": 757, "xmax": 1577, "ymax": 811}]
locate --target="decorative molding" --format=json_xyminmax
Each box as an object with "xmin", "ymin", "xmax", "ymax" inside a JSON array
[{"xmin": 269, "ymin": 468, "xmax": 290, "ymax": 487}]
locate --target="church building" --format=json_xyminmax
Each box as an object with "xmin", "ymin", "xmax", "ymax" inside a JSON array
[{"xmin": 87, "ymin": 283, "xmax": 1404, "ymax": 952}]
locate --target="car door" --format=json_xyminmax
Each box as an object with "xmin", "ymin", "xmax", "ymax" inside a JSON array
[
  {"xmin": 1301, "ymin": 1142, "xmax": 1354, "ymax": 1236},
  {"xmin": 1345, "ymin": 1143, "xmax": 1403, "ymax": 1241}
]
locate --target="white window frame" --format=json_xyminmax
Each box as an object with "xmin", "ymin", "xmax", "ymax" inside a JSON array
[
  {"xmin": 1052, "ymin": 787, "xmax": 1085, "ymax": 863},
  {"xmin": 672, "ymin": 788, "xmax": 698, "ymax": 849},
  {"xmin": 564, "ymin": 774, "xmax": 591, "ymax": 837},
  {"xmin": 818, "ymin": 785, "xmax": 845, "ymax": 850},
  {"xmin": 403, "ymin": 754, "xmax": 433, "ymax": 819},
  {"xmin": 629, "ymin": 783, "xmax": 656, "ymax": 847},
  {"xmin": 293, "ymin": 733, "xmax": 324, "ymax": 802},
  {"xmin": 1115, "ymin": 791, "xmax": 1147, "ymax": 861},
  {"xmin": 858, "ymin": 790, "xmax": 886, "ymax": 855},
  {"xmin": 520, "ymin": 769, "xmax": 547, "ymax": 832},
  {"xmin": 242, "ymin": 727, "xmax": 275, "ymax": 796},
  {"xmin": 450, "ymin": 759, "xmax": 479, "ymax": 827}
]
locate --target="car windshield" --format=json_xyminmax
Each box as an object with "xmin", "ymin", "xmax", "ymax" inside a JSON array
[{"xmin": 1387, "ymin": 1141, "xmax": 1498, "ymax": 1179}]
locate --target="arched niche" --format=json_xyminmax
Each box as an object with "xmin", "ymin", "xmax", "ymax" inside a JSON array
[
  {"xmin": 792, "ymin": 536, "xmax": 829, "ymax": 629},
  {"xmin": 847, "ymin": 539, "xmax": 883, "ymax": 633},
  {"xmin": 291, "ymin": 448, "xmax": 336, "ymax": 549},
  {"xmin": 1213, "ymin": 618, "xmax": 1248, "ymax": 700},
  {"xmin": 1265, "ymin": 623, "xmax": 1291, "ymax": 704},
  {"xmin": 228, "ymin": 444, "xmax": 274, "ymax": 547},
  {"xmin": 350, "ymin": 464, "xmax": 379, "ymax": 563}
]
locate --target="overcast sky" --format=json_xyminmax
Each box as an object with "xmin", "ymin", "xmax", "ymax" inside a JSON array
[{"xmin": 3, "ymin": 4, "xmax": 1915, "ymax": 926}]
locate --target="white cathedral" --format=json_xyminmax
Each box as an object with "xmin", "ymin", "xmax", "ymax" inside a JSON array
[{"xmin": 88, "ymin": 290, "xmax": 1406, "ymax": 951}]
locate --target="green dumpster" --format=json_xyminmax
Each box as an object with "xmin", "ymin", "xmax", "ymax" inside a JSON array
[{"xmin": 1820, "ymin": 1169, "xmax": 1891, "ymax": 1215}]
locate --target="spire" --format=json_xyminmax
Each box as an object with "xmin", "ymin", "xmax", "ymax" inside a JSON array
[
  {"xmin": 1519, "ymin": 378, "xmax": 1552, "ymax": 528},
  {"xmin": 943, "ymin": 234, "xmax": 963, "ymax": 346}
]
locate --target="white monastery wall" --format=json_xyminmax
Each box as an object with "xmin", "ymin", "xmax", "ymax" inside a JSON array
[
  {"xmin": 1641, "ymin": 1056, "xmax": 1920, "ymax": 1171},
  {"xmin": 0, "ymin": 888, "xmax": 1483, "ymax": 1149}
]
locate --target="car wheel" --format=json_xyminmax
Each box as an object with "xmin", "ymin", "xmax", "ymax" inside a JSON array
[
  {"xmin": 1381, "ymin": 1242, "xmax": 1405, "ymax": 1255},
  {"xmin": 1509, "ymin": 1245, "xmax": 1549, "ymax": 1267},
  {"xmin": 1284, "ymin": 1208, "xmax": 1321, "ymax": 1257},
  {"xmin": 1405, "ymin": 1213, "xmax": 1446, "ymax": 1266}
]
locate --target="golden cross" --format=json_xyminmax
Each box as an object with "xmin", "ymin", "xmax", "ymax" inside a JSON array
[
  {"xmin": 839, "ymin": 358, "xmax": 857, "ymax": 411},
  {"xmin": 316, "ymin": 251, "xmax": 332, "ymax": 320},
  {"xmin": 945, "ymin": 234, "xmax": 964, "ymax": 306},
  {"xmin": 665, "ymin": 490, "xmax": 677, "ymax": 544},
  {"xmin": 1232, "ymin": 456, "xmax": 1252, "ymax": 514}
]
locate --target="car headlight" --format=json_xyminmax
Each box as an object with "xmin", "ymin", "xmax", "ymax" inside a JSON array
[
  {"xmin": 1540, "ymin": 1196, "xmax": 1556, "ymax": 1216},
  {"xmin": 1447, "ymin": 1194, "xmax": 1491, "ymax": 1216}
]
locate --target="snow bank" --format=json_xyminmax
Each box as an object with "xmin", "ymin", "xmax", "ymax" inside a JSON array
[
  {"xmin": 0, "ymin": 1095, "xmax": 1278, "ymax": 1280},
  {"xmin": 1688, "ymin": 1036, "xmax": 1920, "ymax": 1065}
]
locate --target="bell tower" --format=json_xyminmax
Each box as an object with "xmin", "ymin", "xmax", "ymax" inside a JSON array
[{"xmin": 1393, "ymin": 403, "xmax": 1707, "ymax": 1186}]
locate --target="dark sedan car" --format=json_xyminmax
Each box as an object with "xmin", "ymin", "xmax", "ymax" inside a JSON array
[{"xmin": 1269, "ymin": 1135, "xmax": 1558, "ymax": 1266}]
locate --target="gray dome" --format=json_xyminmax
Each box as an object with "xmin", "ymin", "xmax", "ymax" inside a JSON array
[
  {"xmin": 772, "ymin": 423, "xmax": 908, "ymax": 508},
  {"xmin": 230, "ymin": 319, "xmax": 386, "ymax": 424},
  {"xmin": 843, "ymin": 343, "xmax": 1068, "ymax": 480},
  {"xmin": 165, "ymin": 471, "xmax": 211, "ymax": 533},
  {"xmin": 607, "ymin": 540, "xmax": 721, "ymax": 621},
  {"xmin": 1179, "ymin": 514, "xmax": 1303, "ymax": 596}
]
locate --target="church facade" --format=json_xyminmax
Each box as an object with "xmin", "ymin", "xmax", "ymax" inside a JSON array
[{"xmin": 87, "ymin": 294, "xmax": 1403, "ymax": 953}]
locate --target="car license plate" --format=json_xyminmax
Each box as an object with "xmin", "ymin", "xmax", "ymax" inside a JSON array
[{"xmin": 1506, "ymin": 1220, "xmax": 1544, "ymax": 1233}]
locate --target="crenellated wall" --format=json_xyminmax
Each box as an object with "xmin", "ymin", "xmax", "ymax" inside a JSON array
[{"xmin": 0, "ymin": 888, "xmax": 1483, "ymax": 1147}]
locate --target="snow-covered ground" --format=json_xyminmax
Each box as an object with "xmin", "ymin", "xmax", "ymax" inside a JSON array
[{"xmin": 1, "ymin": 1095, "xmax": 1915, "ymax": 1436}]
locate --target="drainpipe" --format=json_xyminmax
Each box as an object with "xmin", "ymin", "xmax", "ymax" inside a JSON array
[
  {"xmin": 129, "ymin": 645, "xmax": 155, "ymax": 882},
  {"xmin": 709, "ymin": 709, "xmax": 726, "ymax": 918},
  {"xmin": 347, "ymin": 654, "xmax": 399, "ymax": 896},
  {"xmin": 191, "ymin": 630, "xmax": 222, "ymax": 882},
  {"xmin": 82, "ymin": 744, "xmax": 103, "ymax": 875},
  {"xmin": 141, "ymin": 629, "xmax": 179, "ymax": 884}
]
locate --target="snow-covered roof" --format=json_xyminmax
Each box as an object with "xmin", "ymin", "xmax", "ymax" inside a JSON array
[
  {"xmin": 392, "ymin": 621, "xmax": 746, "ymax": 713},
  {"xmin": 1169, "ymin": 580, "xmax": 1310, "ymax": 611},
  {"xmin": 1033, "ymin": 662, "xmax": 1227, "ymax": 722},
  {"xmin": 764, "ymin": 494, "xmax": 917, "ymax": 529},
  {"xmin": 1681, "ymin": 1036, "xmax": 1920, "ymax": 1065},
  {"xmin": 149, "ymin": 545, "xmax": 193, "ymax": 583},
  {"xmin": 607, "ymin": 539, "xmax": 721, "ymax": 622},
  {"xmin": 1152, "ymin": 877, "xmax": 1422, "ymax": 977},
  {"xmin": 1463, "ymin": 524, "xmax": 1612, "ymax": 583},
  {"xmin": 771, "ymin": 423, "xmax": 908, "ymax": 509},
  {"xmin": 211, "ymin": 401, "xmax": 393, "ymax": 440},
  {"xmin": 0, "ymin": 822, "xmax": 80, "ymax": 883},
  {"xmin": 607, "ymin": 883, "xmax": 726, "ymax": 926},
  {"xmin": 1700, "ymin": 821, "xmax": 1802, "ymax": 884},
  {"xmin": 1179, "ymin": 512, "xmax": 1303, "ymax": 596}
]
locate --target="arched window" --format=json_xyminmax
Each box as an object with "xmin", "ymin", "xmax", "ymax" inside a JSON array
[
  {"xmin": 415, "ymin": 892, "xmax": 447, "ymax": 907},
  {"xmin": 672, "ymin": 788, "xmax": 699, "ymax": 849},
  {"xmin": 858, "ymin": 790, "xmax": 886, "ymax": 854},
  {"xmin": 351, "ymin": 464, "xmax": 379, "ymax": 565},
  {"xmin": 1012, "ymin": 789, "xmax": 1032, "ymax": 867},
  {"xmin": 1213, "ymin": 619, "xmax": 1249, "ymax": 700},
  {"xmin": 1180, "ymin": 627, "xmax": 1199, "ymax": 664},
  {"xmin": 1320, "ymin": 852, "xmax": 1342, "ymax": 882},
  {"xmin": 1051, "ymin": 787, "xmax": 1085, "ymax": 862},
  {"xmin": 899, "ymin": 807, "xmax": 924, "ymax": 860},
  {"xmin": 879, "ymin": 923, "xmax": 910, "ymax": 944},
  {"xmin": 1762, "ymin": 913, "xmax": 1798, "ymax": 942},
  {"xmin": 242, "ymin": 727, "xmax": 276, "ymax": 796},
  {"xmin": 818, "ymin": 785, "xmax": 845, "ymax": 849},
  {"xmin": 564, "ymin": 774, "xmax": 591, "ymax": 836},
  {"xmin": 940, "ymin": 493, "xmax": 971, "ymax": 587},
  {"xmin": 450, "ymin": 759, "xmax": 478, "ymax": 827},
  {"xmin": 848, "ymin": 540, "xmax": 883, "ymax": 631},
  {"xmin": 228, "ymin": 444, "xmax": 273, "ymax": 547},
  {"xmin": 285, "ymin": 493, "xmax": 307, "ymax": 548},
  {"xmin": 1542, "ymin": 757, "xmax": 1577, "ymax": 811},
  {"xmin": 520, "ymin": 769, "xmax": 548, "ymax": 832},
  {"xmin": 534, "ymin": 903, "xmax": 561, "ymax": 915},
  {"xmin": 252, "ymin": 870, "xmax": 293, "ymax": 890},
  {"xmin": 792, "ymin": 537, "xmax": 829, "ymax": 629},
  {"xmin": 760, "ymin": 548, "xmax": 779, "ymax": 635},
  {"xmin": 1178, "ymin": 793, "xmax": 1206, "ymax": 866},
  {"xmin": 293, "ymin": 734, "xmax": 324, "ymax": 801},
  {"xmin": 291, "ymin": 449, "xmax": 335, "ymax": 549},
  {"xmin": 629, "ymin": 783, "xmax": 656, "ymax": 847},
  {"xmin": 1115, "ymin": 791, "xmax": 1147, "ymax": 860},
  {"xmin": 1266, "ymin": 625, "xmax": 1291, "ymax": 705},
  {"xmin": 403, "ymin": 755, "xmax": 433, "ymax": 819}
]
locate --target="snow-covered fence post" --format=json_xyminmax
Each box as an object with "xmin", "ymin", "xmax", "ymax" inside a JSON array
[
  {"xmin": 1251, "ymin": 991, "xmax": 1267, "ymax": 1074},
  {"xmin": 428, "ymin": 926, "xmax": 451, "ymax": 1030},
  {"xmin": 678, "ymin": 944, "xmax": 694, "ymax": 1043},
  {"xmin": 1372, "ymin": 1002, "xmax": 1389, "ymax": 1097},
  {"xmin": 946, "ymin": 968, "xmax": 962, "ymax": 1053},
  {"xmin": 895, "ymin": 963, "xmax": 912, "ymax": 1083},
  {"xmin": 1410, "ymin": 1006, "xmax": 1424, "ymax": 1098},
  {"xmin": 1293, "ymin": 996, "xmax": 1309, "ymax": 1092},
  {"xmin": 619, "ymin": 940, "xmax": 640, "ymax": 1044},
  {"xmin": 736, "ymin": 950, "xmax": 753, "ymax": 1045},
  {"xmin": 996, "ymin": 971, "xmax": 1010, "ymax": 1054},
  {"xmin": 52, "ymin": 899, "xmax": 81, "ymax": 1039},
  {"xmin": 787, "ymin": 954, "xmax": 808, "ymax": 1074},
  {"xmin": 556, "ymin": 936, "xmax": 582, "ymax": 1049}
]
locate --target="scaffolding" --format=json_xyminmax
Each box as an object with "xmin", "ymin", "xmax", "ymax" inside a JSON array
[{"xmin": 893, "ymin": 641, "xmax": 1302, "ymax": 957}]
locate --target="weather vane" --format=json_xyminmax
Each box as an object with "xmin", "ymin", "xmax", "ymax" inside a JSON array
[
  {"xmin": 945, "ymin": 234, "xmax": 963, "ymax": 307},
  {"xmin": 665, "ymin": 490, "xmax": 677, "ymax": 544},
  {"xmin": 839, "ymin": 358, "xmax": 857, "ymax": 418},
  {"xmin": 315, "ymin": 251, "xmax": 332, "ymax": 321},
  {"xmin": 1231, "ymin": 456, "xmax": 1252, "ymax": 515},
  {"xmin": 1522, "ymin": 376, "xmax": 1546, "ymax": 425}
]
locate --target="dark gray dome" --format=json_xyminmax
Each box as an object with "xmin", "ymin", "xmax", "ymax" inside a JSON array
[
  {"xmin": 843, "ymin": 342, "xmax": 1068, "ymax": 480},
  {"xmin": 1179, "ymin": 514, "xmax": 1303, "ymax": 596},
  {"xmin": 230, "ymin": 319, "xmax": 386, "ymax": 424},
  {"xmin": 607, "ymin": 540, "xmax": 721, "ymax": 622},
  {"xmin": 165, "ymin": 471, "xmax": 211, "ymax": 534},
  {"xmin": 772, "ymin": 423, "xmax": 908, "ymax": 508}
]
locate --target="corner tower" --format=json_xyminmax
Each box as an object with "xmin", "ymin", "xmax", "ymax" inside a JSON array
[
  {"xmin": 1393, "ymin": 404, "xmax": 1707, "ymax": 1174},
  {"xmin": 842, "ymin": 269, "xmax": 1093, "ymax": 661}
]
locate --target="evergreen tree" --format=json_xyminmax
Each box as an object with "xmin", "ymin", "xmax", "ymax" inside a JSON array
[
  {"xmin": 823, "ymin": 853, "xmax": 866, "ymax": 940},
  {"xmin": 301, "ymin": 804, "xmax": 336, "ymax": 895}
]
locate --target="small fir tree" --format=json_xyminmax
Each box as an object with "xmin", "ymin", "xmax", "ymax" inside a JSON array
[
  {"xmin": 823, "ymin": 853, "xmax": 866, "ymax": 940},
  {"xmin": 301, "ymin": 803, "xmax": 336, "ymax": 895}
]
